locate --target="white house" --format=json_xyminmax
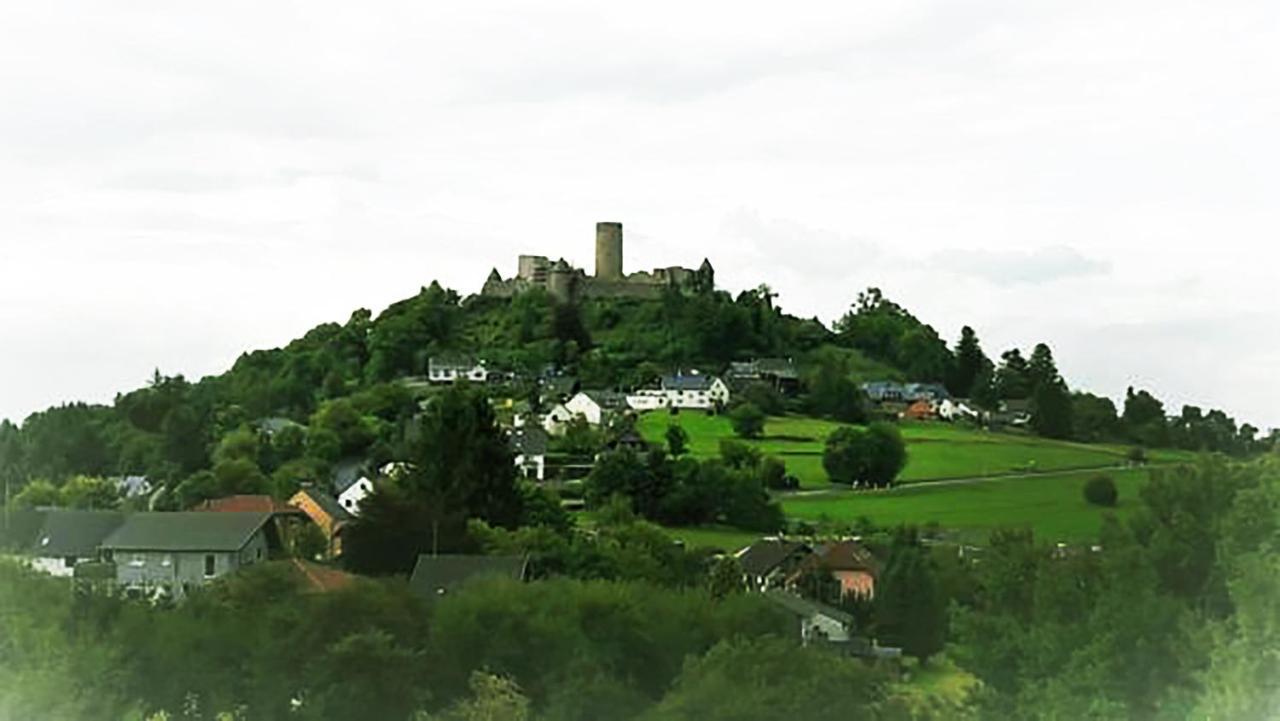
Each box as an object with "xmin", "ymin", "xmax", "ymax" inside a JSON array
[
  {"xmin": 565, "ymin": 391, "xmax": 628, "ymax": 426},
  {"xmin": 766, "ymin": 591, "xmax": 856, "ymax": 645},
  {"xmin": 337, "ymin": 476, "xmax": 374, "ymax": 516},
  {"xmin": 542, "ymin": 404, "xmax": 577, "ymax": 436},
  {"xmin": 509, "ymin": 427, "xmax": 549, "ymax": 481},
  {"xmin": 427, "ymin": 355, "xmax": 490, "ymax": 384},
  {"xmin": 938, "ymin": 398, "xmax": 982, "ymax": 422},
  {"xmin": 627, "ymin": 374, "xmax": 731, "ymax": 411}
]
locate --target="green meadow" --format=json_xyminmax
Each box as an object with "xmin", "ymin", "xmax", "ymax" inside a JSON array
[{"xmin": 636, "ymin": 411, "xmax": 1183, "ymax": 488}]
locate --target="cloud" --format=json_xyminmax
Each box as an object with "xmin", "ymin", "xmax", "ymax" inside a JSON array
[{"xmin": 928, "ymin": 246, "xmax": 1110, "ymax": 285}]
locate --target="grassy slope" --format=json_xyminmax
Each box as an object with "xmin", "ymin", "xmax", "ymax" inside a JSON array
[
  {"xmin": 781, "ymin": 467, "xmax": 1153, "ymax": 545},
  {"xmin": 637, "ymin": 412, "xmax": 1183, "ymax": 488}
]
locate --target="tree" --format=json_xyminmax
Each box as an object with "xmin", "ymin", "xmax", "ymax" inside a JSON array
[
  {"xmin": 1071, "ymin": 392, "xmax": 1121, "ymax": 442},
  {"xmin": 822, "ymin": 423, "xmax": 907, "ymax": 488},
  {"xmin": 729, "ymin": 403, "xmax": 766, "ymax": 440},
  {"xmin": 665, "ymin": 424, "xmax": 689, "ymax": 458},
  {"xmin": 947, "ymin": 326, "xmax": 993, "ymax": 398},
  {"xmin": 1124, "ymin": 387, "xmax": 1170, "ymax": 447},
  {"xmin": 995, "ymin": 349, "xmax": 1032, "ymax": 400},
  {"xmin": 434, "ymin": 671, "xmax": 530, "ymax": 721},
  {"xmin": 59, "ymin": 475, "xmax": 121, "ymax": 510},
  {"xmin": 802, "ymin": 347, "xmax": 869, "ymax": 424},
  {"xmin": 13, "ymin": 479, "xmax": 60, "ymax": 508},
  {"xmin": 1031, "ymin": 379, "xmax": 1073, "ymax": 440},
  {"xmin": 1084, "ymin": 474, "xmax": 1119, "ymax": 507},
  {"xmin": 874, "ymin": 528, "xmax": 947, "ymax": 664}
]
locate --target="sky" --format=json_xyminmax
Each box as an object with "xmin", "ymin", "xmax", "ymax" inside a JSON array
[{"xmin": 1, "ymin": 1, "xmax": 1277, "ymax": 431}]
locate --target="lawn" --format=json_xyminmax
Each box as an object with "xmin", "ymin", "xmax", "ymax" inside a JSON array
[
  {"xmin": 780, "ymin": 467, "xmax": 1154, "ymax": 545},
  {"xmin": 637, "ymin": 411, "xmax": 1148, "ymax": 488}
]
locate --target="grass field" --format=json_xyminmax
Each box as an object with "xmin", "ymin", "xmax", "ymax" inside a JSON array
[
  {"xmin": 636, "ymin": 411, "xmax": 1182, "ymax": 489},
  {"xmin": 780, "ymin": 467, "xmax": 1154, "ymax": 545}
]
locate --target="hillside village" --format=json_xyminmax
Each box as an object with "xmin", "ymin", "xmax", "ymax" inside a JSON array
[{"xmin": 0, "ymin": 222, "xmax": 1275, "ymax": 719}]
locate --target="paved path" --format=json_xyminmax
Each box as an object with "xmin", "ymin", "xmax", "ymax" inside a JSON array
[{"xmin": 781, "ymin": 463, "xmax": 1153, "ymax": 498}]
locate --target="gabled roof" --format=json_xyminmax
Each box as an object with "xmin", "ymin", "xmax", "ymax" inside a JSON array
[
  {"xmin": 509, "ymin": 427, "xmax": 549, "ymax": 457},
  {"xmin": 662, "ymin": 375, "xmax": 715, "ymax": 392},
  {"xmin": 30, "ymin": 510, "xmax": 125, "ymax": 558},
  {"xmin": 429, "ymin": 354, "xmax": 482, "ymax": 371},
  {"xmin": 193, "ymin": 495, "xmax": 305, "ymax": 516},
  {"xmin": 0, "ymin": 509, "xmax": 49, "ymax": 552},
  {"xmin": 765, "ymin": 591, "xmax": 856, "ymax": 626},
  {"xmin": 101, "ymin": 512, "xmax": 273, "ymax": 552},
  {"xmin": 754, "ymin": 358, "xmax": 799, "ymax": 379},
  {"xmin": 578, "ymin": 390, "xmax": 628, "ymax": 410},
  {"xmin": 332, "ymin": 458, "xmax": 372, "ymax": 494},
  {"xmin": 408, "ymin": 554, "xmax": 527, "ymax": 598},
  {"xmin": 291, "ymin": 487, "xmax": 352, "ymax": 524},
  {"xmin": 735, "ymin": 539, "xmax": 811, "ymax": 577},
  {"xmin": 810, "ymin": 540, "xmax": 879, "ymax": 575}
]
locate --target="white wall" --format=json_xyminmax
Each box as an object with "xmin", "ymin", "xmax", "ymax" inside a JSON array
[{"xmin": 338, "ymin": 477, "xmax": 374, "ymax": 516}]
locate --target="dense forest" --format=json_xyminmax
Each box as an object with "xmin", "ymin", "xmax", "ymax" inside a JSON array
[{"xmin": 0, "ymin": 282, "xmax": 1270, "ymax": 510}]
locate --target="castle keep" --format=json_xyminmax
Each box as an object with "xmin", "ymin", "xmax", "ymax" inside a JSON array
[{"xmin": 482, "ymin": 222, "xmax": 714, "ymax": 302}]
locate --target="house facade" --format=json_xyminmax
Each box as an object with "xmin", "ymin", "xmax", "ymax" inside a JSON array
[
  {"xmin": 627, "ymin": 374, "xmax": 731, "ymax": 411},
  {"xmin": 28, "ymin": 510, "xmax": 124, "ymax": 578},
  {"xmin": 766, "ymin": 592, "xmax": 856, "ymax": 645},
  {"xmin": 100, "ymin": 512, "xmax": 278, "ymax": 598},
  {"xmin": 736, "ymin": 539, "xmax": 813, "ymax": 592},
  {"xmin": 289, "ymin": 487, "xmax": 351, "ymax": 558},
  {"xmin": 510, "ymin": 427, "xmax": 549, "ymax": 481},
  {"xmin": 428, "ymin": 355, "xmax": 490, "ymax": 384}
]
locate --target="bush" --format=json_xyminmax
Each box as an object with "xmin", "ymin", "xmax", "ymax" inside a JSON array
[
  {"xmin": 1127, "ymin": 446, "xmax": 1148, "ymax": 465},
  {"xmin": 758, "ymin": 456, "xmax": 795, "ymax": 491},
  {"xmin": 729, "ymin": 403, "xmax": 766, "ymax": 439},
  {"xmin": 1084, "ymin": 474, "xmax": 1118, "ymax": 507}
]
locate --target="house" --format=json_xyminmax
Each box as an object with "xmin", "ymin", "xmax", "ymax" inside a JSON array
[
  {"xmin": 939, "ymin": 398, "xmax": 982, "ymax": 422},
  {"xmin": 114, "ymin": 475, "xmax": 153, "ymax": 500},
  {"xmin": 510, "ymin": 427, "xmax": 549, "ymax": 481},
  {"xmin": 903, "ymin": 383, "xmax": 950, "ymax": 402},
  {"xmin": 332, "ymin": 459, "xmax": 376, "ymax": 516},
  {"xmin": 101, "ymin": 511, "xmax": 281, "ymax": 598},
  {"xmin": 994, "ymin": 399, "xmax": 1033, "ymax": 427},
  {"xmin": 765, "ymin": 591, "xmax": 857, "ymax": 646},
  {"xmin": 539, "ymin": 375, "xmax": 580, "ymax": 405},
  {"xmin": 428, "ymin": 355, "xmax": 490, "ymax": 384},
  {"xmin": 408, "ymin": 554, "xmax": 528, "ymax": 598},
  {"xmin": 736, "ymin": 538, "xmax": 813, "ymax": 592},
  {"xmin": 727, "ymin": 358, "xmax": 802, "ymax": 395},
  {"xmin": 564, "ymin": 390, "xmax": 629, "ymax": 426},
  {"xmin": 793, "ymin": 539, "xmax": 879, "ymax": 599},
  {"xmin": 627, "ymin": 373, "xmax": 731, "ymax": 411},
  {"xmin": 903, "ymin": 400, "xmax": 937, "ymax": 421},
  {"xmin": 0, "ymin": 508, "xmax": 49, "ymax": 555},
  {"xmin": 542, "ymin": 403, "xmax": 578, "ymax": 436},
  {"xmin": 289, "ymin": 486, "xmax": 351, "ymax": 558},
  {"xmin": 861, "ymin": 382, "xmax": 906, "ymax": 403},
  {"xmin": 27, "ymin": 510, "xmax": 125, "ymax": 578}
]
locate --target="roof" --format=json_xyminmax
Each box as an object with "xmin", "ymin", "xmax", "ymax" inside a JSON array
[
  {"xmin": 429, "ymin": 354, "xmax": 482, "ymax": 372},
  {"xmin": 735, "ymin": 539, "xmax": 811, "ymax": 577},
  {"xmin": 292, "ymin": 487, "xmax": 352, "ymax": 524},
  {"xmin": 765, "ymin": 591, "xmax": 856, "ymax": 626},
  {"xmin": 30, "ymin": 510, "xmax": 125, "ymax": 558},
  {"xmin": 332, "ymin": 458, "xmax": 372, "ymax": 494},
  {"xmin": 540, "ymin": 376, "xmax": 580, "ymax": 398},
  {"xmin": 579, "ymin": 390, "xmax": 628, "ymax": 410},
  {"xmin": 101, "ymin": 512, "xmax": 273, "ymax": 552},
  {"xmin": 662, "ymin": 374, "xmax": 715, "ymax": 392},
  {"xmin": 408, "ymin": 554, "xmax": 528, "ymax": 597},
  {"xmin": 1002, "ymin": 399, "xmax": 1032, "ymax": 413},
  {"xmin": 0, "ymin": 508, "xmax": 49, "ymax": 552},
  {"xmin": 754, "ymin": 358, "xmax": 799, "ymax": 379},
  {"xmin": 810, "ymin": 540, "xmax": 879, "ymax": 575},
  {"xmin": 509, "ymin": 427, "xmax": 549, "ymax": 457},
  {"xmin": 193, "ymin": 495, "xmax": 306, "ymax": 516}
]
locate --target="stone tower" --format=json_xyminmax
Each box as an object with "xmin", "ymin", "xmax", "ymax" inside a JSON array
[
  {"xmin": 595, "ymin": 222, "xmax": 623, "ymax": 280},
  {"xmin": 548, "ymin": 259, "xmax": 575, "ymax": 302}
]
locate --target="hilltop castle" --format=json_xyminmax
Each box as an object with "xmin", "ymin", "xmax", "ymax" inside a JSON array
[{"xmin": 481, "ymin": 222, "xmax": 714, "ymax": 303}]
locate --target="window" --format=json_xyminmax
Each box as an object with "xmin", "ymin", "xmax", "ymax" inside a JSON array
[
  {"xmin": 204, "ymin": 554, "xmax": 216, "ymax": 578},
  {"xmin": 129, "ymin": 554, "xmax": 146, "ymax": 568},
  {"xmin": 63, "ymin": 556, "xmax": 76, "ymax": 568},
  {"xmin": 161, "ymin": 555, "xmax": 173, "ymax": 568}
]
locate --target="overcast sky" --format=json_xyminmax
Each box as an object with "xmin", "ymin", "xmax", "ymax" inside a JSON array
[{"xmin": 1, "ymin": 1, "xmax": 1277, "ymax": 431}]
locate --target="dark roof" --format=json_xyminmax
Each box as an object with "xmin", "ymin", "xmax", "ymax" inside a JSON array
[
  {"xmin": 409, "ymin": 554, "xmax": 527, "ymax": 597},
  {"xmin": 429, "ymin": 354, "xmax": 481, "ymax": 371},
  {"xmin": 540, "ymin": 376, "xmax": 580, "ymax": 398},
  {"xmin": 193, "ymin": 495, "xmax": 306, "ymax": 516},
  {"xmin": 509, "ymin": 427, "xmax": 549, "ymax": 456},
  {"xmin": 293, "ymin": 487, "xmax": 352, "ymax": 524},
  {"xmin": 663, "ymin": 375, "xmax": 714, "ymax": 392},
  {"xmin": 332, "ymin": 458, "xmax": 371, "ymax": 494},
  {"xmin": 0, "ymin": 509, "xmax": 48, "ymax": 552},
  {"xmin": 755, "ymin": 358, "xmax": 799, "ymax": 379},
  {"xmin": 101, "ymin": 512, "xmax": 273, "ymax": 552},
  {"xmin": 735, "ymin": 539, "xmax": 811, "ymax": 577},
  {"xmin": 31, "ymin": 510, "xmax": 125, "ymax": 558},
  {"xmin": 810, "ymin": 540, "xmax": 879, "ymax": 575},
  {"xmin": 579, "ymin": 390, "xmax": 628, "ymax": 410},
  {"xmin": 1002, "ymin": 399, "xmax": 1032, "ymax": 413},
  {"xmin": 765, "ymin": 591, "xmax": 856, "ymax": 626}
]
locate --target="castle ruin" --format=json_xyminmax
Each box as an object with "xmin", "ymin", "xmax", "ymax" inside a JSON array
[{"xmin": 482, "ymin": 222, "xmax": 714, "ymax": 302}]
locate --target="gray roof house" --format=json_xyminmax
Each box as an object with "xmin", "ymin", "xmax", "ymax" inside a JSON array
[
  {"xmin": 409, "ymin": 554, "xmax": 528, "ymax": 599},
  {"xmin": 0, "ymin": 508, "xmax": 49, "ymax": 553},
  {"xmin": 27, "ymin": 510, "xmax": 125, "ymax": 577},
  {"xmin": 101, "ymin": 512, "xmax": 280, "ymax": 598},
  {"xmin": 766, "ymin": 591, "xmax": 857, "ymax": 645},
  {"xmin": 736, "ymin": 539, "xmax": 813, "ymax": 591}
]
